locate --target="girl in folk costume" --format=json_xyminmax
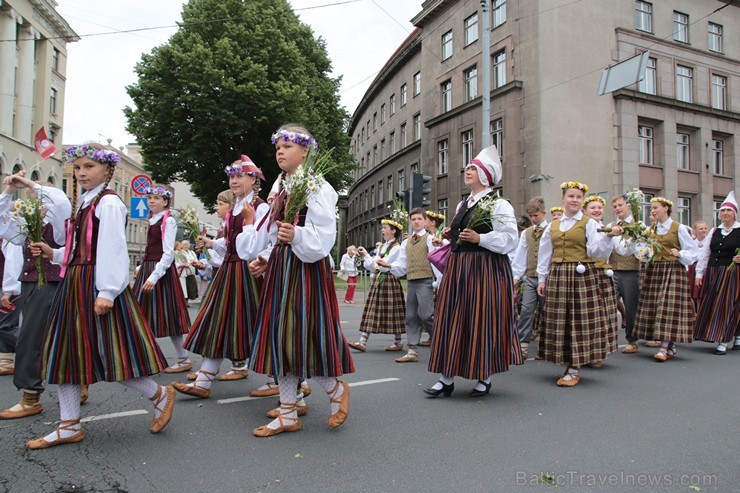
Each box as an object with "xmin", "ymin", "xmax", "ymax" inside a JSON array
[
  {"xmin": 0, "ymin": 173, "xmax": 70, "ymax": 420},
  {"xmin": 173, "ymin": 156, "xmax": 269, "ymax": 399},
  {"xmin": 27, "ymin": 144, "xmax": 174, "ymax": 449},
  {"xmin": 424, "ymin": 146, "xmax": 522, "ymax": 398},
  {"xmin": 249, "ymin": 125, "xmax": 354, "ymax": 436},
  {"xmin": 693, "ymin": 191, "xmax": 740, "ymax": 355},
  {"xmin": 633, "ymin": 197, "xmax": 698, "ymax": 361},
  {"xmin": 536, "ymin": 182, "xmax": 621, "ymax": 387},
  {"xmin": 131, "ymin": 186, "xmax": 193, "ymax": 374},
  {"xmin": 347, "ymin": 217, "xmax": 407, "ymax": 353},
  {"xmin": 687, "ymin": 220, "xmax": 709, "ymax": 308},
  {"xmin": 550, "ymin": 207, "xmax": 564, "ymax": 221}
]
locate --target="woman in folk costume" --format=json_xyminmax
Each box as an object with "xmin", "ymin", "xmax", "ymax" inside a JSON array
[
  {"xmin": 633, "ymin": 197, "xmax": 698, "ymax": 361},
  {"xmin": 424, "ymin": 146, "xmax": 522, "ymax": 398},
  {"xmin": 131, "ymin": 186, "xmax": 193, "ymax": 374},
  {"xmin": 347, "ymin": 215, "xmax": 407, "ymax": 353},
  {"xmin": 249, "ymin": 124, "xmax": 354, "ymax": 436},
  {"xmin": 536, "ymin": 182, "xmax": 621, "ymax": 387},
  {"xmin": 693, "ymin": 191, "xmax": 740, "ymax": 355},
  {"xmin": 173, "ymin": 155, "xmax": 269, "ymax": 399},
  {"xmin": 687, "ymin": 220, "xmax": 709, "ymax": 308},
  {"xmin": 27, "ymin": 143, "xmax": 174, "ymax": 449}
]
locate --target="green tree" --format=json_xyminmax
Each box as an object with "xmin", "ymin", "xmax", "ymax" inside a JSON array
[{"xmin": 124, "ymin": 0, "xmax": 354, "ymax": 207}]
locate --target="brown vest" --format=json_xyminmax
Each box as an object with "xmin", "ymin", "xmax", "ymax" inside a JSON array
[
  {"xmin": 608, "ymin": 220, "xmax": 640, "ymax": 271},
  {"xmin": 550, "ymin": 215, "xmax": 593, "ymax": 263},
  {"xmin": 143, "ymin": 216, "xmax": 165, "ymax": 261},
  {"xmin": 225, "ymin": 198, "xmax": 266, "ymax": 263},
  {"xmin": 524, "ymin": 225, "xmax": 544, "ymax": 277},
  {"xmin": 406, "ymin": 232, "xmax": 434, "ymax": 280},
  {"xmin": 70, "ymin": 189, "xmax": 118, "ymax": 266},
  {"xmin": 21, "ymin": 223, "xmax": 62, "ymax": 283},
  {"xmin": 652, "ymin": 221, "xmax": 680, "ymax": 262}
]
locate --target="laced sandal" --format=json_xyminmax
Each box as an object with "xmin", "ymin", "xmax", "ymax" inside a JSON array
[
  {"xmin": 328, "ymin": 380, "xmax": 350, "ymax": 429},
  {"xmin": 253, "ymin": 404, "xmax": 302, "ymax": 437},
  {"xmin": 0, "ymin": 355, "xmax": 14, "ymax": 376},
  {"xmin": 249, "ymin": 382, "xmax": 280, "ymax": 397},
  {"xmin": 217, "ymin": 369, "xmax": 249, "ymax": 381},
  {"xmin": 588, "ymin": 360, "xmax": 603, "ymax": 369},
  {"xmin": 187, "ymin": 372, "xmax": 197, "ymax": 381},
  {"xmin": 385, "ymin": 341, "xmax": 404, "ymax": 352},
  {"xmin": 164, "ymin": 357, "xmax": 194, "ymax": 374},
  {"xmin": 149, "ymin": 386, "xmax": 175, "ymax": 433},
  {"xmin": 80, "ymin": 385, "xmax": 89, "ymax": 405},
  {"xmin": 266, "ymin": 403, "xmax": 309, "ymax": 418},
  {"xmin": 622, "ymin": 343, "xmax": 639, "ymax": 354},
  {"xmin": 26, "ymin": 418, "xmax": 85, "ymax": 450},
  {"xmin": 172, "ymin": 370, "xmax": 216, "ymax": 398},
  {"xmin": 348, "ymin": 341, "xmax": 367, "ymax": 352},
  {"xmin": 556, "ymin": 368, "xmax": 580, "ymax": 387},
  {"xmin": 0, "ymin": 391, "xmax": 43, "ymax": 420},
  {"xmin": 654, "ymin": 348, "xmax": 673, "ymax": 362}
]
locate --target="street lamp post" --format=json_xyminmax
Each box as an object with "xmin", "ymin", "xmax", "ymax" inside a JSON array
[{"xmin": 480, "ymin": 0, "xmax": 491, "ymax": 149}]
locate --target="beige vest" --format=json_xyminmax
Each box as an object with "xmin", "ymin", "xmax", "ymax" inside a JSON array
[
  {"xmin": 550, "ymin": 215, "xmax": 593, "ymax": 263},
  {"xmin": 524, "ymin": 225, "xmax": 543, "ymax": 277},
  {"xmin": 653, "ymin": 221, "xmax": 680, "ymax": 262},
  {"xmin": 406, "ymin": 232, "xmax": 434, "ymax": 280},
  {"xmin": 608, "ymin": 220, "xmax": 639, "ymax": 270}
]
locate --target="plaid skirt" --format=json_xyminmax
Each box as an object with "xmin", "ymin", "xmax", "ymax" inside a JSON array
[
  {"xmin": 693, "ymin": 265, "xmax": 740, "ymax": 343},
  {"xmin": 536, "ymin": 262, "xmax": 617, "ymax": 366},
  {"xmin": 360, "ymin": 273, "xmax": 406, "ymax": 334},
  {"xmin": 132, "ymin": 260, "xmax": 191, "ymax": 338},
  {"xmin": 634, "ymin": 261, "xmax": 694, "ymax": 343},
  {"xmin": 598, "ymin": 270, "xmax": 619, "ymax": 349}
]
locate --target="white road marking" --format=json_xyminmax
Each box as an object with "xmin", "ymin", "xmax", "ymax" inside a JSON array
[{"xmin": 44, "ymin": 409, "xmax": 149, "ymax": 425}]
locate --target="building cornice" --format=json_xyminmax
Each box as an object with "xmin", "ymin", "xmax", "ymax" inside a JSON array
[
  {"xmin": 411, "ymin": 0, "xmax": 456, "ymax": 28},
  {"xmin": 348, "ymin": 140, "xmax": 422, "ymax": 195},
  {"xmin": 612, "ymin": 88, "xmax": 740, "ymax": 123},
  {"xmin": 615, "ymin": 27, "xmax": 739, "ymax": 65},
  {"xmin": 424, "ymin": 80, "xmax": 524, "ymax": 127},
  {"xmin": 29, "ymin": 0, "xmax": 80, "ymax": 43}
]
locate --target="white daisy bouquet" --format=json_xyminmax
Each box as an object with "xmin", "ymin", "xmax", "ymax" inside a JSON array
[
  {"xmin": 175, "ymin": 204, "xmax": 210, "ymax": 260},
  {"xmin": 458, "ymin": 192, "xmax": 512, "ymax": 244},
  {"xmin": 283, "ymin": 148, "xmax": 337, "ymax": 227},
  {"xmin": 4, "ymin": 196, "xmax": 46, "ymax": 286}
]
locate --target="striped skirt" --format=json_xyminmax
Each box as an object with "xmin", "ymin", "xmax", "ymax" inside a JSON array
[
  {"xmin": 536, "ymin": 263, "xmax": 617, "ymax": 366},
  {"xmin": 428, "ymin": 251, "xmax": 522, "ymax": 380},
  {"xmin": 693, "ymin": 265, "xmax": 740, "ymax": 343},
  {"xmin": 360, "ymin": 273, "xmax": 406, "ymax": 335},
  {"xmin": 42, "ymin": 265, "xmax": 166, "ymax": 385},
  {"xmin": 185, "ymin": 260, "xmax": 260, "ymax": 361},
  {"xmin": 634, "ymin": 261, "xmax": 694, "ymax": 343},
  {"xmin": 132, "ymin": 261, "xmax": 191, "ymax": 338},
  {"xmin": 249, "ymin": 244, "xmax": 355, "ymax": 379}
]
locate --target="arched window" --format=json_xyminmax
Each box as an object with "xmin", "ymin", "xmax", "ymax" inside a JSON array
[{"xmin": 30, "ymin": 170, "xmax": 40, "ymax": 181}]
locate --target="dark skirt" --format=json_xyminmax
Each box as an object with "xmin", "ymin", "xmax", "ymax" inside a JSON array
[
  {"xmin": 634, "ymin": 261, "xmax": 694, "ymax": 343},
  {"xmin": 132, "ymin": 260, "xmax": 191, "ymax": 338},
  {"xmin": 598, "ymin": 270, "xmax": 619, "ymax": 349},
  {"xmin": 185, "ymin": 260, "xmax": 260, "ymax": 360},
  {"xmin": 43, "ymin": 265, "xmax": 166, "ymax": 385},
  {"xmin": 249, "ymin": 244, "xmax": 355, "ymax": 379},
  {"xmin": 428, "ymin": 251, "xmax": 522, "ymax": 380},
  {"xmin": 360, "ymin": 272, "xmax": 406, "ymax": 335},
  {"xmin": 693, "ymin": 265, "xmax": 740, "ymax": 343}
]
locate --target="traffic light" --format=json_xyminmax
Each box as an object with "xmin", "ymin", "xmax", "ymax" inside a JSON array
[
  {"xmin": 396, "ymin": 189, "xmax": 411, "ymax": 212},
  {"xmin": 411, "ymin": 172, "xmax": 432, "ymax": 208}
]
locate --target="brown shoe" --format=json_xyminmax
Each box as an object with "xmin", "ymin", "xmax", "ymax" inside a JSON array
[
  {"xmin": 654, "ymin": 349, "xmax": 673, "ymax": 362},
  {"xmin": 172, "ymin": 370, "xmax": 215, "ymax": 399},
  {"xmin": 556, "ymin": 374, "xmax": 581, "ymax": 387},
  {"xmin": 26, "ymin": 419, "xmax": 85, "ymax": 450},
  {"xmin": 0, "ymin": 354, "xmax": 14, "ymax": 375},
  {"xmin": 163, "ymin": 357, "xmax": 194, "ymax": 374},
  {"xmin": 150, "ymin": 386, "xmax": 175, "ymax": 433},
  {"xmin": 348, "ymin": 341, "xmax": 366, "ymax": 352},
  {"xmin": 521, "ymin": 346, "xmax": 529, "ymax": 360},
  {"xmin": 0, "ymin": 391, "xmax": 43, "ymax": 420},
  {"xmin": 266, "ymin": 405, "xmax": 308, "ymax": 418},
  {"xmin": 645, "ymin": 341, "xmax": 661, "ymax": 348},
  {"xmin": 187, "ymin": 372, "xmax": 197, "ymax": 381},
  {"xmin": 395, "ymin": 350, "xmax": 418, "ymax": 363},
  {"xmin": 385, "ymin": 341, "xmax": 404, "ymax": 351},
  {"xmin": 217, "ymin": 369, "xmax": 249, "ymax": 381},
  {"xmin": 588, "ymin": 360, "xmax": 602, "ymax": 369},
  {"xmin": 419, "ymin": 339, "xmax": 431, "ymax": 347},
  {"xmin": 299, "ymin": 385, "xmax": 312, "ymax": 398},
  {"xmin": 249, "ymin": 383, "xmax": 280, "ymax": 397},
  {"xmin": 80, "ymin": 385, "xmax": 89, "ymax": 405},
  {"xmin": 328, "ymin": 381, "xmax": 350, "ymax": 429},
  {"xmin": 622, "ymin": 343, "xmax": 639, "ymax": 354},
  {"xmin": 253, "ymin": 404, "xmax": 302, "ymax": 437}
]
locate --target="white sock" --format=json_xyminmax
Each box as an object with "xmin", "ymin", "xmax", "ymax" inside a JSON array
[
  {"xmin": 734, "ymin": 337, "xmax": 740, "ymax": 346},
  {"xmin": 120, "ymin": 377, "xmax": 165, "ymax": 417},
  {"xmin": 359, "ymin": 333, "xmax": 369, "ymax": 344},
  {"xmin": 256, "ymin": 378, "xmax": 278, "ymax": 391},
  {"xmin": 190, "ymin": 357, "xmax": 222, "ymax": 391},
  {"xmin": 473, "ymin": 376, "xmax": 492, "ymax": 391},
  {"xmin": 266, "ymin": 374, "xmax": 299, "ymax": 430},
  {"xmin": 296, "ymin": 397, "xmax": 307, "ymax": 408},
  {"xmin": 717, "ymin": 343, "xmax": 727, "ymax": 352},
  {"xmin": 170, "ymin": 335, "xmax": 189, "ymax": 360},
  {"xmin": 660, "ymin": 341, "xmax": 670, "ymax": 349},
  {"xmin": 44, "ymin": 384, "xmax": 81, "ymax": 442},
  {"xmin": 313, "ymin": 376, "xmax": 342, "ymax": 414},
  {"xmin": 562, "ymin": 367, "xmax": 579, "ymax": 381},
  {"xmin": 231, "ymin": 360, "xmax": 248, "ymax": 371}
]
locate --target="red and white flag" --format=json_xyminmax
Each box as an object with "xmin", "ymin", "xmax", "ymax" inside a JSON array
[{"xmin": 34, "ymin": 127, "xmax": 58, "ymax": 160}]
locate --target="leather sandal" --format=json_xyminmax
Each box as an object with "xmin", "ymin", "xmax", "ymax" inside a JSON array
[
  {"xmin": 328, "ymin": 380, "xmax": 350, "ymax": 429},
  {"xmin": 217, "ymin": 369, "xmax": 249, "ymax": 381},
  {"xmin": 172, "ymin": 370, "xmax": 216, "ymax": 398},
  {"xmin": 253, "ymin": 404, "xmax": 302, "ymax": 437},
  {"xmin": 80, "ymin": 385, "xmax": 89, "ymax": 405},
  {"xmin": 266, "ymin": 404, "xmax": 308, "ymax": 418},
  {"xmin": 622, "ymin": 343, "xmax": 639, "ymax": 354},
  {"xmin": 347, "ymin": 341, "xmax": 366, "ymax": 352},
  {"xmin": 26, "ymin": 418, "xmax": 85, "ymax": 450},
  {"xmin": 164, "ymin": 357, "xmax": 194, "ymax": 374},
  {"xmin": 0, "ymin": 355, "xmax": 14, "ymax": 376},
  {"xmin": 0, "ymin": 391, "xmax": 43, "ymax": 420},
  {"xmin": 149, "ymin": 385, "xmax": 175, "ymax": 433},
  {"xmin": 249, "ymin": 383, "xmax": 280, "ymax": 397},
  {"xmin": 556, "ymin": 368, "xmax": 580, "ymax": 387},
  {"xmin": 385, "ymin": 341, "xmax": 404, "ymax": 351}
]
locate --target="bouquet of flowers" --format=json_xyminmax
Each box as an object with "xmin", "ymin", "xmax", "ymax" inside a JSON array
[
  {"xmin": 175, "ymin": 204, "xmax": 210, "ymax": 260},
  {"xmin": 5, "ymin": 196, "xmax": 47, "ymax": 286},
  {"xmin": 598, "ymin": 187, "xmax": 658, "ymax": 262},
  {"xmin": 283, "ymin": 148, "xmax": 338, "ymax": 227},
  {"xmin": 384, "ymin": 200, "xmax": 409, "ymax": 232},
  {"xmin": 458, "ymin": 192, "xmax": 512, "ymax": 244},
  {"xmin": 728, "ymin": 248, "xmax": 740, "ymax": 271}
]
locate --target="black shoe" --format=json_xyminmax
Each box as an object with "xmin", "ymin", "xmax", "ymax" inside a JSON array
[
  {"xmin": 732, "ymin": 342, "xmax": 740, "ymax": 351},
  {"xmin": 423, "ymin": 381, "xmax": 454, "ymax": 398},
  {"xmin": 469, "ymin": 381, "xmax": 491, "ymax": 397},
  {"xmin": 715, "ymin": 349, "xmax": 727, "ymax": 355}
]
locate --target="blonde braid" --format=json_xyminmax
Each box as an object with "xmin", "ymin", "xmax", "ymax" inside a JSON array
[
  {"xmin": 70, "ymin": 174, "xmax": 79, "ymax": 217},
  {"xmin": 251, "ymin": 179, "xmax": 261, "ymax": 205}
]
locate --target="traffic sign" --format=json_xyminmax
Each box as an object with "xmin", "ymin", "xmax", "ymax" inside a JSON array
[
  {"xmin": 131, "ymin": 174, "xmax": 153, "ymax": 196},
  {"xmin": 130, "ymin": 197, "xmax": 150, "ymax": 219}
]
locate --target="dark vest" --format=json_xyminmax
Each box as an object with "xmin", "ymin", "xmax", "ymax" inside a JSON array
[
  {"xmin": 225, "ymin": 198, "xmax": 266, "ymax": 262},
  {"xmin": 143, "ymin": 216, "xmax": 165, "ymax": 262},
  {"xmin": 708, "ymin": 227, "xmax": 740, "ymax": 267},
  {"xmin": 21, "ymin": 223, "xmax": 62, "ymax": 283},
  {"xmin": 0, "ymin": 250, "xmax": 4, "ymax": 284},
  {"xmin": 449, "ymin": 195, "xmax": 499, "ymax": 254},
  {"xmin": 70, "ymin": 189, "xmax": 118, "ymax": 266}
]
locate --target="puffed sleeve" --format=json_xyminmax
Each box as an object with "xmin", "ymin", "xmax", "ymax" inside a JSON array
[
  {"xmin": 676, "ymin": 224, "xmax": 698, "ymax": 267},
  {"xmin": 386, "ymin": 240, "xmax": 408, "ymax": 277},
  {"xmin": 536, "ymin": 224, "xmax": 553, "ymax": 284},
  {"xmin": 146, "ymin": 216, "xmax": 177, "ymax": 284},
  {"xmin": 511, "ymin": 230, "xmax": 528, "ymax": 280},
  {"xmin": 585, "ymin": 218, "xmax": 613, "ymax": 260},
  {"xmin": 2, "ymin": 241, "xmax": 23, "ymax": 296},
  {"xmin": 235, "ymin": 201, "xmax": 270, "ymax": 261},
  {"xmin": 694, "ymin": 228, "xmax": 713, "ymax": 278},
  {"xmin": 478, "ymin": 199, "xmax": 518, "ymax": 255},
  {"xmin": 94, "ymin": 195, "xmax": 130, "ymax": 301},
  {"xmin": 362, "ymin": 252, "xmax": 376, "ymax": 270},
  {"xmin": 290, "ymin": 183, "xmax": 337, "ymax": 263}
]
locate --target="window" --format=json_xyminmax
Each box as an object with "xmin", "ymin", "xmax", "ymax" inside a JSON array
[
  {"xmin": 438, "ymin": 199, "xmax": 448, "ymax": 221},
  {"xmin": 62, "ymin": 178, "xmax": 68, "ymax": 194},
  {"xmin": 361, "ymin": 127, "xmax": 365, "ymax": 143},
  {"xmin": 48, "ymin": 126, "xmax": 56, "ymax": 143},
  {"xmin": 493, "ymin": 50, "xmax": 506, "ymax": 89},
  {"xmin": 360, "ymin": 157, "xmax": 364, "ymax": 169},
  {"xmin": 676, "ymin": 133, "xmax": 690, "ymax": 170},
  {"xmin": 490, "ymin": 119, "xmax": 503, "ymax": 158},
  {"xmin": 366, "ymin": 151, "xmax": 370, "ymax": 168},
  {"xmin": 390, "ymin": 94, "xmax": 396, "ymax": 115},
  {"xmin": 411, "ymin": 163, "xmax": 418, "ymax": 174},
  {"xmin": 372, "ymin": 145, "xmax": 377, "ymax": 166},
  {"xmin": 400, "ymin": 123, "xmax": 407, "ymax": 147},
  {"xmin": 638, "ymin": 125, "xmax": 653, "ymax": 165},
  {"xmin": 390, "ymin": 131, "xmax": 396, "ymax": 154},
  {"xmin": 712, "ymin": 139, "xmax": 723, "ymax": 175},
  {"xmin": 711, "ymin": 74, "xmax": 726, "ymax": 110},
  {"xmin": 438, "ymin": 139, "xmax": 449, "ymax": 175},
  {"xmin": 677, "ymin": 197, "xmax": 691, "ymax": 226},
  {"xmin": 641, "ymin": 192, "xmax": 654, "ymax": 221},
  {"xmin": 370, "ymin": 186, "xmax": 375, "ymax": 208},
  {"xmin": 441, "ymin": 31, "xmax": 453, "ymax": 60},
  {"xmin": 373, "ymin": 113, "xmax": 377, "ymax": 131},
  {"xmin": 401, "ymin": 84, "xmax": 408, "ymax": 106},
  {"xmin": 676, "ymin": 65, "xmax": 692, "ymax": 103},
  {"xmin": 493, "ymin": 0, "xmax": 506, "ymax": 29},
  {"xmin": 366, "ymin": 119, "xmax": 370, "ymax": 135},
  {"xmin": 713, "ymin": 199, "xmax": 724, "ymax": 228},
  {"xmin": 398, "ymin": 170, "xmax": 405, "ymax": 192},
  {"xmin": 673, "ymin": 11, "xmax": 689, "ymax": 43},
  {"xmin": 441, "ymin": 80, "xmax": 452, "ymax": 112},
  {"xmin": 464, "ymin": 66, "xmax": 478, "ymax": 102},
  {"xmin": 639, "ymin": 57, "xmax": 656, "ymax": 95},
  {"xmin": 50, "ymin": 88, "xmax": 58, "ymax": 114},
  {"xmin": 380, "ymin": 104, "xmax": 386, "ymax": 124},
  {"xmin": 462, "ymin": 130, "xmax": 474, "ymax": 166},
  {"xmin": 378, "ymin": 181, "xmax": 383, "ymax": 204},
  {"xmin": 52, "ymin": 48, "xmax": 59, "ymax": 72},
  {"xmin": 413, "ymin": 72, "xmax": 421, "ymax": 96},
  {"xmin": 464, "ymin": 13, "xmax": 478, "ymax": 46},
  {"xmin": 635, "ymin": 1, "xmax": 652, "ymax": 32},
  {"xmin": 380, "ymin": 139, "xmax": 386, "ymax": 161},
  {"xmin": 387, "ymin": 176, "xmax": 393, "ymax": 200},
  {"xmin": 708, "ymin": 23, "xmax": 723, "ymax": 53},
  {"xmin": 413, "ymin": 114, "xmax": 421, "ymax": 141}
]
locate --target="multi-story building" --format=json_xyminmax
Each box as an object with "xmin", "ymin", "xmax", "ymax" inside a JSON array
[
  {"xmin": 345, "ymin": 0, "xmax": 739, "ymax": 248},
  {"xmin": 0, "ymin": 0, "xmax": 78, "ymax": 183}
]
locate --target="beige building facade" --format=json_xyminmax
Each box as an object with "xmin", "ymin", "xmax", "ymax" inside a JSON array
[{"xmin": 346, "ymin": 0, "xmax": 739, "ymax": 248}]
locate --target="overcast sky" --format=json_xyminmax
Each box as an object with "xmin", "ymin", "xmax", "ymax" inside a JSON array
[{"xmin": 55, "ymin": 0, "xmax": 421, "ymax": 149}]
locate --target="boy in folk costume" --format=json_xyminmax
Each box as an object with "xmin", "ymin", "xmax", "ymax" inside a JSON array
[{"xmin": 511, "ymin": 196, "xmax": 548, "ymax": 360}]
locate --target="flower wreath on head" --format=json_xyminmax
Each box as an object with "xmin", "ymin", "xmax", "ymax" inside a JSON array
[
  {"xmin": 144, "ymin": 186, "xmax": 173, "ymax": 200},
  {"xmin": 425, "ymin": 211, "xmax": 445, "ymax": 221},
  {"xmin": 560, "ymin": 181, "xmax": 589, "ymax": 194},
  {"xmin": 271, "ymin": 128, "xmax": 319, "ymax": 151},
  {"xmin": 582, "ymin": 195, "xmax": 606, "ymax": 209},
  {"xmin": 64, "ymin": 145, "xmax": 121, "ymax": 166},
  {"xmin": 224, "ymin": 163, "xmax": 260, "ymax": 177},
  {"xmin": 651, "ymin": 197, "xmax": 673, "ymax": 208},
  {"xmin": 550, "ymin": 206, "xmax": 565, "ymax": 214},
  {"xmin": 381, "ymin": 218, "xmax": 404, "ymax": 231}
]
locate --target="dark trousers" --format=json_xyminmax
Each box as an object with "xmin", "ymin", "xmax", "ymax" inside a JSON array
[
  {"xmin": 0, "ymin": 298, "xmax": 21, "ymax": 353},
  {"xmin": 613, "ymin": 270, "xmax": 639, "ymax": 343}
]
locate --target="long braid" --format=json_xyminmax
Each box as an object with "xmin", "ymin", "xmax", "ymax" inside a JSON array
[
  {"xmin": 251, "ymin": 179, "xmax": 261, "ymax": 205},
  {"xmin": 70, "ymin": 174, "xmax": 79, "ymax": 217}
]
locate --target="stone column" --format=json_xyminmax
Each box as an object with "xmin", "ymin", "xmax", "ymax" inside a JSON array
[
  {"xmin": 0, "ymin": 8, "xmax": 19, "ymax": 136},
  {"xmin": 16, "ymin": 24, "xmax": 38, "ymax": 145}
]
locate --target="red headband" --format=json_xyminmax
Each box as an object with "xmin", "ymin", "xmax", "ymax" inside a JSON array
[
  {"xmin": 240, "ymin": 155, "xmax": 265, "ymax": 180},
  {"xmin": 469, "ymin": 159, "xmax": 494, "ymax": 185},
  {"xmin": 720, "ymin": 201, "xmax": 737, "ymax": 213}
]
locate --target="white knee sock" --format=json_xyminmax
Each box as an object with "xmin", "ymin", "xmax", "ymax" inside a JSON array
[
  {"xmin": 313, "ymin": 376, "xmax": 343, "ymax": 414},
  {"xmin": 191, "ymin": 357, "xmax": 222, "ymax": 391},
  {"xmin": 265, "ymin": 374, "xmax": 299, "ymax": 430},
  {"xmin": 169, "ymin": 335, "xmax": 189, "ymax": 360},
  {"xmin": 44, "ymin": 384, "xmax": 81, "ymax": 442},
  {"xmin": 120, "ymin": 377, "xmax": 166, "ymax": 417}
]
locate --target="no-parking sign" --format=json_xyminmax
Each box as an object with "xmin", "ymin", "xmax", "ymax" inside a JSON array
[{"xmin": 131, "ymin": 174, "xmax": 153, "ymax": 196}]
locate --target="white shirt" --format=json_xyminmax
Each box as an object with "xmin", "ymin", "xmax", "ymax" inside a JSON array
[
  {"xmin": 0, "ymin": 185, "xmax": 72, "ymax": 247},
  {"xmin": 145, "ymin": 210, "xmax": 177, "ymax": 284},
  {"xmin": 2, "ymin": 241, "xmax": 23, "ymax": 296},
  {"xmin": 340, "ymin": 253, "xmax": 358, "ymax": 276},
  {"xmin": 211, "ymin": 192, "xmax": 270, "ymax": 262},
  {"xmin": 536, "ymin": 211, "xmax": 614, "ymax": 284},
  {"xmin": 363, "ymin": 239, "xmax": 404, "ymax": 278},
  {"xmin": 695, "ymin": 221, "xmax": 740, "ymax": 278},
  {"xmin": 511, "ymin": 220, "xmax": 548, "ymax": 281}
]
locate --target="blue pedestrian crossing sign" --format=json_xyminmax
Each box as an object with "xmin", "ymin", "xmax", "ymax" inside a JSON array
[{"xmin": 130, "ymin": 197, "xmax": 149, "ymax": 219}]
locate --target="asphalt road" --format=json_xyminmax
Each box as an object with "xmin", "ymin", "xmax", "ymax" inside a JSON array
[{"xmin": 0, "ymin": 297, "xmax": 738, "ymax": 493}]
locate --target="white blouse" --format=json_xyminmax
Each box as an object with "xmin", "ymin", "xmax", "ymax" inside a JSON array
[
  {"xmin": 1, "ymin": 241, "xmax": 23, "ymax": 296},
  {"xmin": 511, "ymin": 220, "xmax": 548, "ymax": 281},
  {"xmin": 145, "ymin": 210, "xmax": 177, "ymax": 284},
  {"xmin": 211, "ymin": 192, "xmax": 270, "ymax": 262},
  {"xmin": 363, "ymin": 239, "xmax": 404, "ymax": 278}
]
